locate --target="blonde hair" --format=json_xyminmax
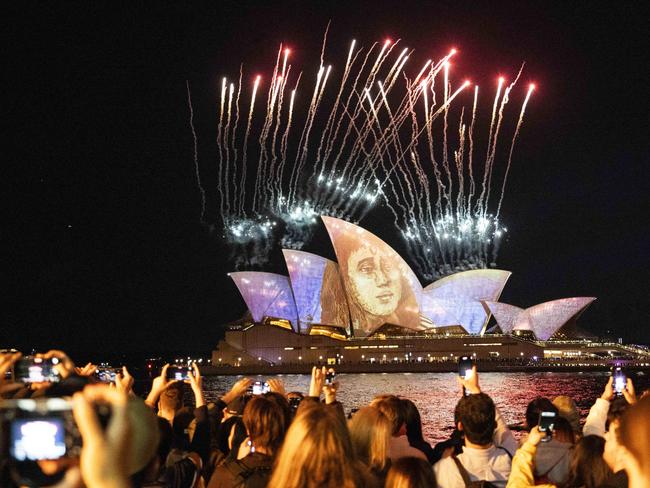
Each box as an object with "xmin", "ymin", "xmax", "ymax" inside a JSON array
[
  {"xmin": 348, "ymin": 407, "xmax": 391, "ymax": 472},
  {"xmin": 269, "ymin": 402, "xmax": 363, "ymax": 488},
  {"xmin": 620, "ymin": 396, "xmax": 650, "ymax": 481},
  {"xmin": 553, "ymin": 395, "xmax": 581, "ymax": 435}
]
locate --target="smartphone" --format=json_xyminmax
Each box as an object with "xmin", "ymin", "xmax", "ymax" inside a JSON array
[
  {"xmin": 14, "ymin": 357, "xmax": 61, "ymax": 384},
  {"xmin": 458, "ymin": 356, "xmax": 474, "ymax": 379},
  {"xmin": 325, "ymin": 371, "xmax": 336, "ymax": 385},
  {"xmin": 612, "ymin": 366, "xmax": 626, "ymax": 396},
  {"xmin": 166, "ymin": 366, "xmax": 191, "ymax": 381},
  {"xmin": 95, "ymin": 368, "xmax": 118, "ymax": 383},
  {"xmin": 251, "ymin": 381, "xmax": 270, "ymax": 395},
  {"xmin": 538, "ymin": 411, "xmax": 557, "ymax": 442},
  {"xmin": 0, "ymin": 398, "xmax": 80, "ymax": 461},
  {"xmin": 288, "ymin": 396, "xmax": 302, "ymax": 411}
]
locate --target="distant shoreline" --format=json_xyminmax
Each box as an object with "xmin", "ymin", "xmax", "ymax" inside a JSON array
[{"xmin": 200, "ymin": 361, "xmax": 650, "ymax": 376}]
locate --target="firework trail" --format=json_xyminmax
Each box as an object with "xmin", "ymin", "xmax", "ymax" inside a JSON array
[
  {"xmin": 185, "ymin": 80, "xmax": 205, "ymax": 223},
  {"xmin": 194, "ymin": 33, "xmax": 533, "ymax": 274}
]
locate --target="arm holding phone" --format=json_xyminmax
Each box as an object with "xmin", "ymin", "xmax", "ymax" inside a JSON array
[
  {"xmin": 144, "ymin": 364, "xmax": 178, "ymax": 408},
  {"xmin": 506, "ymin": 427, "xmax": 556, "ymax": 488},
  {"xmin": 456, "ymin": 364, "xmax": 517, "ymax": 454}
]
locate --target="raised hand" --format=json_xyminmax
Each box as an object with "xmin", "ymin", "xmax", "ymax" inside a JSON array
[
  {"xmin": 38, "ymin": 350, "xmax": 76, "ymax": 379},
  {"xmin": 222, "ymin": 377, "xmax": 253, "ymax": 404},
  {"xmin": 186, "ymin": 362, "xmax": 205, "ymax": 408},
  {"xmin": 145, "ymin": 364, "xmax": 178, "ymax": 407},
  {"xmin": 526, "ymin": 426, "xmax": 546, "ymax": 447},
  {"xmin": 309, "ymin": 366, "xmax": 326, "ymax": 398},
  {"xmin": 601, "ymin": 377, "xmax": 615, "ymax": 402},
  {"xmin": 0, "ymin": 351, "xmax": 23, "ymax": 397},
  {"xmin": 75, "ymin": 363, "xmax": 98, "ymax": 377},
  {"xmin": 622, "ymin": 377, "xmax": 637, "ymax": 404},
  {"xmin": 115, "ymin": 367, "xmax": 134, "ymax": 395},
  {"xmin": 457, "ymin": 365, "xmax": 481, "ymax": 395},
  {"xmin": 322, "ymin": 369, "xmax": 338, "ymax": 405},
  {"xmin": 73, "ymin": 385, "xmax": 131, "ymax": 488},
  {"xmin": 267, "ymin": 378, "xmax": 286, "ymax": 397}
]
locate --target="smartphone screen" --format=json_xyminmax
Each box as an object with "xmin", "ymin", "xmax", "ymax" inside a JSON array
[
  {"xmin": 14, "ymin": 357, "xmax": 60, "ymax": 384},
  {"xmin": 251, "ymin": 381, "xmax": 270, "ymax": 395},
  {"xmin": 166, "ymin": 366, "xmax": 191, "ymax": 381},
  {"xmin": 538, "ymin": 411, "xmax": 557, "ymax": 441},
  {"xmin": 325, "ymin": 371, "xmax": 335, "ymax": 385},
  {"xmin": 10, "ymin": 417, "xmax": 67, "ymax": 461},
  {"xmin": 96, "ymin": 368, "xmax": 117, "ymax": 383},
  {"xmin": 612, "ymin": 367, "xmax": 626, "ymax": 395},
  {"xmin": 458, "ymin": 356, "xmax": 473, "ymax": 379}
]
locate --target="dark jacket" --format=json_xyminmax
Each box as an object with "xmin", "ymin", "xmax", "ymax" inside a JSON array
[{"xmin": 208, "ymin": 452, "xmax": 273, "ymax": 488}]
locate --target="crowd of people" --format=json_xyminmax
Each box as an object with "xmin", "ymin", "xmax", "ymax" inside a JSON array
[{"xmin": 1, "ymin": 350, "xmax": 649, "ymax": 488}]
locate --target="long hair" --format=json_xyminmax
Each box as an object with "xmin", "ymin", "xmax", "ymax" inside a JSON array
[
  {"xmin": 385, "ymin": 457, "xmax": 436, "ymax": 488},
  {"xmin": 243, "ymin": 396, "xmax": 287, "ymax": 456},
  {"xmin": 348, "ymin": 407, "xmax": 391, "ymax": 472},
  {"xmin": 402, "ymin": 398, "xmax": 426, "ymax": 446},
  {"xmin": 563, "ymin": 435, "xmax": 611, "ymax": 488},
  {"xmin": 619, "ymin": 395, "xmax": 650, "ymax": 482},
  {"xmin": 269, "ymin": 402, "xmax": 364, "ymax": 488},
  {"xmin": 320, "ymin": 260, "xmax": 352, "ymax": 332},
  {"xmin": 332, "ymin": 230, "xmax": 419, "ymax": 335}
]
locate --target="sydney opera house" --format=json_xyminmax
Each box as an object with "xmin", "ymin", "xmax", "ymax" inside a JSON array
[{"xmin": 211, "ymin": 217, "xmax": 649, "ymax": 370}]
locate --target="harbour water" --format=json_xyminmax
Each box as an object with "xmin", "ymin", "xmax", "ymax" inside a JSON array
[{"xmin": 202, "ymin": 371, "xmax": 650, "ymax": 443}]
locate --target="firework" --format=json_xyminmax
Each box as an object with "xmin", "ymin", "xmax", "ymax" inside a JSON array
[{"xmin": 193, "ymin": 34, "xmax": 533, "ymax": 275}]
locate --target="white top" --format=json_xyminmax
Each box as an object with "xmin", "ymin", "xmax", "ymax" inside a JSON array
[
  {"xmin": 433, "ymin": 405, "xmax": 515, "ymax": 488},
  {"xmin": 434, "ymin": 445, "xmax": 512, "ymax": 488}
]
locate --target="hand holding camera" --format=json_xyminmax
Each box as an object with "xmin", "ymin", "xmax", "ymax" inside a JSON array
[
  {"xmin": 537, "ymin": 411, "xmax": 556, "ymax": 443},
  {"xmin": 457, "ymin": 358, "xmax": 480, "ymax": 395}
]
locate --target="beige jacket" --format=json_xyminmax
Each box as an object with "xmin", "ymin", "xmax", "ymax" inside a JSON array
[{"xmin": 506, "ymin": 442, "xmax": 555, "ymax": 488}]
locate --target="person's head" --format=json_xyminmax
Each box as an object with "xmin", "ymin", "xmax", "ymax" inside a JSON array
[
  {"xmin": 401, "ymin": 398, "xmax": 426, "ymax": 445},
  {"xmin": 525, "ymin": 397, "xmax": 558, "ymax": 430},
  {"xmin": 263, "ymin": 391, "xmax": 293, "ymax": 430},
  {"xmin": 552, "ymin": 415, "xmax": 575, "ymax": 444},
  {"xmin": 348, "ymin": 407, "xmax": 391, "ymax": 472},
  {"xmin": 243, "ymin": 395, "xmax": 287, "ymax": 456},
  {"xmin": 269, "ymin": 402, "xmax": 360, "ymax": 488},
  {"xmin": 158, "ymin": 382, "xmax": 184, "ymax": 413},
  {"xmin": 619, "ymin": 396, "xmax": 650, "ymax": 486},
  {"xmin": 454, "ymin": 393, "xmax": 496, "ymax": 447},
  {"xmin": 564, "ymin": 435, "xmax": 612, "ymax": 488},
  {"xmin": 370, "ymin": 395, "xmax": 406, "ymax": 436},
  {"xmin": 552, "ymin": 395, "xmax": 581, "ymax": 435},
  {"xmin": 385, "ymin": 457, "xmax": 436, "ymax": 488},
  {"xmin": 603, "ymin": 397, "xmax": 631, "ymax": 472}
]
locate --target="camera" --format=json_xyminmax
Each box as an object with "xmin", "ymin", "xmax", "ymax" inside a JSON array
[
  {"xmin": 611, "ymin": 366, "xmax": 626, "ymax": 396},
  {"xmin": 458, "ymin": 356, "xmax": 474, "ymax": 380},
  {"xmin": 249, "ymin": 381, "xmax": 270, "ymax": 395},
  {"xmin": 0, "ymin": 398, "xmax": 81, "ymax": 461},
  {"xmin": 537, "ymin": 411, "xmax": 557, "ymax": 442},
  {"xmin": 95, "ymin": 367, "xmax": 119, "ymax": 383},
  {"xmin": 14, "ymin": 356, "xmax": 61, "ymax": 384},
  {"xmin": 166, "ymin": 366, "xmax": 192, "ymax": 381}
]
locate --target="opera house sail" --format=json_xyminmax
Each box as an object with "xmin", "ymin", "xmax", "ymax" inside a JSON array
[
  {"xmin": 228, "ymin": 271, "xmax": 299, "ymax": 332},
  {"xmin": 221, "ymin": 217, "xmax": 608, "ymax": 367},
  {"xmin": 481, "ymin": 297, "xmax": 597, "ymax": 340}
]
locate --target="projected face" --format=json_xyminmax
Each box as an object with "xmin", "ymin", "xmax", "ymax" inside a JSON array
[{"xmin": 347, "ymin": 246, "xmax": 402, "ymax": 316}]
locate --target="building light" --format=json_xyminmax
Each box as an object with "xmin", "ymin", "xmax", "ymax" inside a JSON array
[
  {"xmin": 298, "ymin": 356, "xmax": 302, "ymax": 360},
  {"xmin": 284, "ymin": 347, "xmax": 294, "ymax": 350},
  {"xmin": 278, "ymin": 356, "xmax": 282, "ymax": 361}
]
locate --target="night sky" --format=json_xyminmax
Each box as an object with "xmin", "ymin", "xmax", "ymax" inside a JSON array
[{"xmin": 5, "ymin": 2, "xmax": 649, "ymax": 357}]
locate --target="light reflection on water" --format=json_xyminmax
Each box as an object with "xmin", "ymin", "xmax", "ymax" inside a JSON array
[{"xmin": 202, "ymin": 371, "xmax": 650, "ymax": 443}]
